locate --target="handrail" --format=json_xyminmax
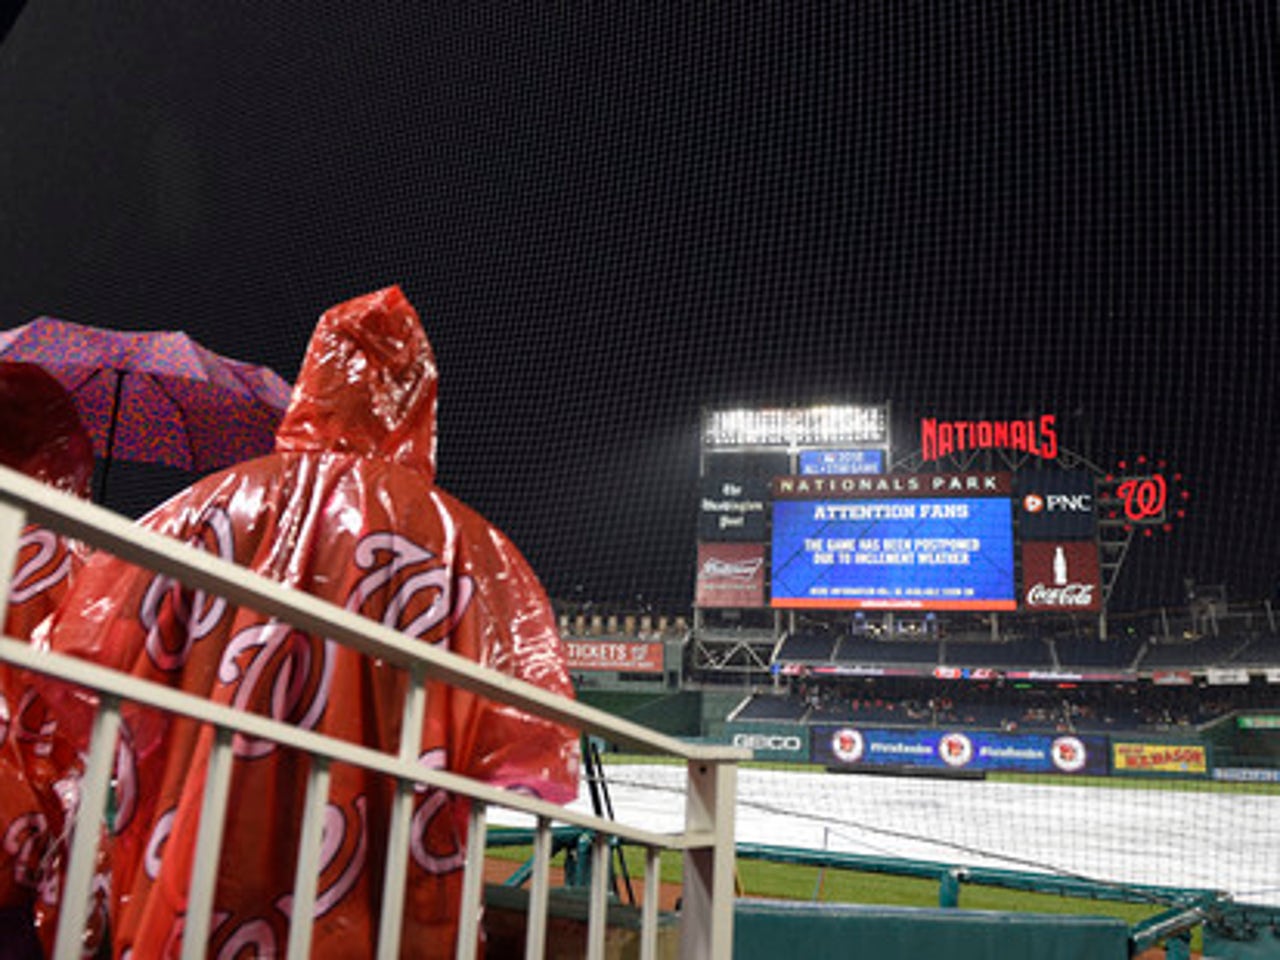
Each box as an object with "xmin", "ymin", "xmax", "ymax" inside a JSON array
[
  {"xmin": 0, "ymin": 465, "xmax": 746, "ymax": 959},
  {"xmin": 0, "ymin": 467, "xmax": 731, "ymax": 759}
]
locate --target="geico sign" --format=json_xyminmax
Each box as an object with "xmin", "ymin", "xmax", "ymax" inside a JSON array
[{"xmin": 732, "ymin": 733, "xmax": 803, "ymax": 751}]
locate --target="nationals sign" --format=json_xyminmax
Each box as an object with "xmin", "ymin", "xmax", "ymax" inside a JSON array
[{"xmin": 921, "ymin": 414, "xmax": 1058, "ymax": 462}]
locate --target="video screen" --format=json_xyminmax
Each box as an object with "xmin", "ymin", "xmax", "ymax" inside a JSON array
[{"xmin": 770, "ymin": 476, "xmax": 1016, "ymax": 610}]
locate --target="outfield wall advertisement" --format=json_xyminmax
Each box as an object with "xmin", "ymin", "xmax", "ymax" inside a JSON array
[
  {"xmin": 1111, "ymin": 742, "xmax": 1208, "ymax": 777},
  {"xmin": 713, "ymin": 724, "xmax": 1253, "ymax": 781},
  {"xmin": 810, "ymin": 725, "xmax": 1108, "ymax": 775},
  {"xmin": 723, "ymin": 722, "xmax": 811, "ymax": 762}
]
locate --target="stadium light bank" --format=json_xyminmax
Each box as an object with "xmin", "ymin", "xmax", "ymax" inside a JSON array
[{"xmin": 702, "ymin": 404, "xmax": 890, "ymax": 450}]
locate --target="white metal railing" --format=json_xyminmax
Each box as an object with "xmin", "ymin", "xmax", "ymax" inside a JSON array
[{"xmin": 0, "ymin": 465, "xmax": 745, "ymax": 959}]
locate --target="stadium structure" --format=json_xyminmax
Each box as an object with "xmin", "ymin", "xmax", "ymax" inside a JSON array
[
  {"xmin": 554, "ymin": 404, "xmax": 1280, "ymax": 959},
  {"xmin": 563, "ymin": 404, "xmax": 1280, "ymax": 749}
]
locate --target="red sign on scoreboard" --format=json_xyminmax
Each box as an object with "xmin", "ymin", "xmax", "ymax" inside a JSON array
[
  {"xmin": 696, "ymin": 542, "xmax": 766, "ymax": 608},
  {"xmin": 1021, "ymin": 541, "xmax": 1101, "ymax": 612}
]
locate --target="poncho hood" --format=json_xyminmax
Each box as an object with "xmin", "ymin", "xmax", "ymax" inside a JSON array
[
  {"xmin": 275, "ymin": 285, "xmax": 437, "ymax": 481},
  {"xmin": 0, "ymin": 360, "xmax": 94, "ymax": 497}
]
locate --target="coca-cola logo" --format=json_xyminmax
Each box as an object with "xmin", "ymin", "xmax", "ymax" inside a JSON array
[{"xmin": 1026, "ymin": 583, "xmax": 1095, "ymax": 607}]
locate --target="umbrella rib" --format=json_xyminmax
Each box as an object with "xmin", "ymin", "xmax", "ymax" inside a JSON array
[{"xmin": 66, "ymin": 366, "xmax": 112, "ymax": 396}]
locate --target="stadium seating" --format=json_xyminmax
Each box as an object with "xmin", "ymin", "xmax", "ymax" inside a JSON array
[
  {"xmin": 1134, "ymin": 634, "xmax": 1253, "ymax": 669},
  {"xmin": 942, "ymin": 637, "xmax": 1054, "ymax": 669},
  {"xmin": 774, "ymin": 630, "xmax": 839, "ymax": 662},
  {"xmin": 731, "ymin": 694, "xmax": 809, "ymax": 722},
  {"xmin": 1053, "ymin": 634, "xmax": 1144, "ymax": 669},
  {"xmin": 832, "ymin": 637, "xmax": 941, "ymax": 665},
  {"xmin": 1227, "ymin": 632, "xmax": 1280, "ymax": 667}
]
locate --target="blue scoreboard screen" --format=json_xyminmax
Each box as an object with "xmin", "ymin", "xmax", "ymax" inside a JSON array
[{"xmin": 770, "ymin": 473, "xmax": 1016, "ymax": 611}]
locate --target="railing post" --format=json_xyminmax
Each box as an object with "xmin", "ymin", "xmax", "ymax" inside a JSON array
[
  {"xmin": 680, "ymin": 759, "xmax": 737, "ymax": 960},
  {"xmin": 54, "ymin": 695, "xmax": 121, "ymax": 960},
  {"xmin": 378, "ymin": 664, "xmax": 426, "ymax": 959},
  {"xmin": 286, "ymin": 755, "xmax": 332, "ymax": 960},
  {"xmin": 182, "ymin": 726, "xmax": 236, "ymax": 960},
  {"xmin": 640, "ymin": 846, "xmax": 661, "ymax": 960},
  {"xmin": 586, "ymin": 831, "xmax": 610, "ymax": 960},
  {"xmin": 456, "ymin": 801, "xmax": 488, "ymax": 959},
  {"xmin": 938, "ymin": 867, "xmax": 966, "ymax": 908},
  {"xmin": 0, "ymin": 499, "xmax": 27, "ymax": 627},
  {"xmin": 523, "ymin": 817, "xmax": 553, "ymax": 960}
]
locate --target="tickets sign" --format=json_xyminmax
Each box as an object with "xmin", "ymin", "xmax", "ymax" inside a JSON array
[{"xmin": 565, "ymin": 640, "xmax": 665, "ymax": 673}]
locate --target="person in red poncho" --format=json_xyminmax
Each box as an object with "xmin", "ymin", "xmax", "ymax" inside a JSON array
[
  {"xmin": 0, "ymin": 361, "xmax": 96, "ymax": 959},
  {"xmin": 40, "ymin": 287, "xmax": 580, "ymax": 958}
]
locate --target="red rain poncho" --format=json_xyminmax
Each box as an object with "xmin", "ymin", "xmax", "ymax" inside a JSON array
[
  {"xmin": 0, "ymin": 361, "xmax": 96, "ymax": 955},
  {"xmin": 41, "ymin": 288, "xmax": 580, "ymax": 957}
]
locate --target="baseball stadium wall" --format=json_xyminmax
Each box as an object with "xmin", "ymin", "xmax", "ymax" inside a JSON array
[{"xmin": 720, "ymin": 716, "xmax": 1280, "ymax": 783}]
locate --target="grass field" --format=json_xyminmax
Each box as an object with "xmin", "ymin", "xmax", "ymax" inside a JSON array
[
  {"xmin": 484, "ymin": 837, "xmax": 1198, "ymax": 948},
  {"xmin": 484, "ymin": 754, "xmax": 1275, "ymax": 951}
]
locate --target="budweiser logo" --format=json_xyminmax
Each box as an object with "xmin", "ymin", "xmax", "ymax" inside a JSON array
[
  {"xmin": 699, "ymin": 558, "xmax": 763, "ymax": 581},
  {"xmin": 1026, "ymin": 582, "xmax": 1095, "ymax": 606}
]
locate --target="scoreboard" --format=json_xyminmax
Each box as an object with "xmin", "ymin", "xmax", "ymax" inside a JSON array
[
  {"xmin": 695, "ymin": 406, "xmax": 1103, "ymax": 615},
  {"xmin": 770, "ymin": 473, "xmax": 1017, "ymax": 610}
]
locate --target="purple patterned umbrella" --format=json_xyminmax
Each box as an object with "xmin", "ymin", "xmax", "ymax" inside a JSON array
[{"xmin": 0, "ymin": 316, "xmax": 293, "ymax": 497}]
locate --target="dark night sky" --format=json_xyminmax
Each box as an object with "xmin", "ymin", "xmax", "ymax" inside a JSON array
[{"xmin": 1, "ymin": 3, "xmax": 1277, "ymax": 612}]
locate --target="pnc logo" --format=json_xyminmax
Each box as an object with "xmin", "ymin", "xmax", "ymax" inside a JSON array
[{"xmin": 1022, "ymin": 493, "xmax": 1092, "ymax": 514}]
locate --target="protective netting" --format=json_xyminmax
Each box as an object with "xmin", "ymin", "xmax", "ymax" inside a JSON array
[
  {"xmin": 1, "ymin": 4, "xmax": 1277, "ymax": 610},
  {"xmin": 2, "ymin": 0, "xmax": 1278, "ymax": 916}
]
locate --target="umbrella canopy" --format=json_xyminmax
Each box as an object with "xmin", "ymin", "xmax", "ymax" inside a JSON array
[{"xmin": 0, "ymin": 317, "xmax": 293, "ymax": 483}]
